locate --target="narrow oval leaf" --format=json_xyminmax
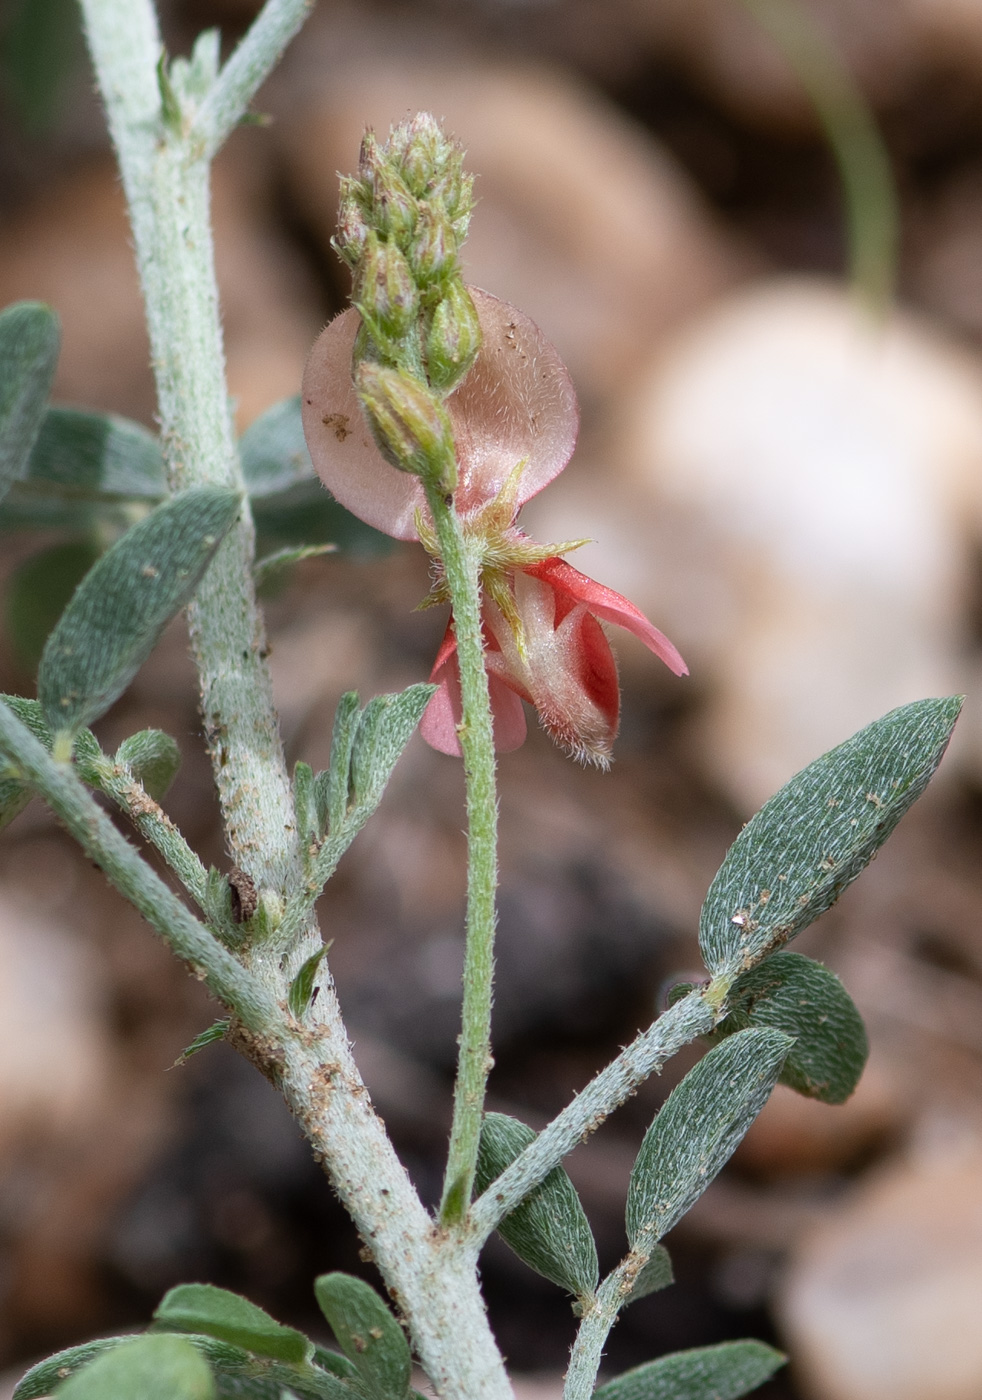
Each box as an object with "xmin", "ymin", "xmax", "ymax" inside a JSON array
[
  {"xmin": 25, "ymin": 406, "xmax": 165, "ymax": 498},
  {"xmin": 626, "ymin": 1028, "xmax": 792, "ymax": 1247},
  {"xmin": 155, "ymin": 1283, "xmax": 313, "ymax": 1364},
  {"xmin": 240, "ymin": 395, "xmax": 316, "ymax": 497},
  {"xmin": 622, "ymin": 1245, "xmax": 673, "ymax": 1306},
  {"xmin": 476, "ymin": 1112, "xmax": 598, "ymax": 1300},
  {"xmin": 14, "ymin": 1337, "xmax": 139, "ymax": 1399},
  {"xmin": 0, "ymin": 301, "xmax": 59, "ymax": 502},
  {"xmin": 0, "ymin": 694, "xmax": 51, "ymax": 830},
  {"xmin": 116, "ymin": 728, "xmax": 182, "ymax": 801},
  {"xmin": 293, "ymin": 760, "xmax": 316, "ymax": 846},
  {"xmin": 5, "ymin": 540, "xmax": 101, "ymax": 671},
  {"xmin": 348, "ymin": 684, "xmax": 436, "ymax": 815},
  {"xmin": 313, "ymin": 1272, "xmax": 411, "ymax": 1400},
  {"xmin": 175, "ymin": 1018, "xmax": 230, "ymax": 1066},
  {"xmin": 38, "ymin": 487, "xmax": 240, "ymax": 740},
  {"xmin": 55, "ymin": 1335, "xmax": 215, "ymax": 1400},
  {"xmin": 715, "ymin": 952, "xmax": 868, "ymax": 1104},
  {"xmin": 593, "ymin": 1341, "xmax": 785, "ymax": 1400},
  {"xmin": 288, "ymin": 945, "xmax": 329, "ymax": 1020},
  {"xmin": 319, "ymin": 691, "xmax": 360, "ymax": 835},
  {"xmin": 699, "ymin": 698, "xmax": 963, "ymax": 978}
]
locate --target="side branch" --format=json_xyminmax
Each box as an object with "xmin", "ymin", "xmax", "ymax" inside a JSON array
[
  {"xmin": 0, "ymin": 704, "xmax": 270, "ymax": 1030},
  {"xmin": 469, "ymin": 989, "xmax": 715, "ymax": 1241},
  {"xmin": 192, "ymin": 0, "xmax": 315, "ymax": 158}
]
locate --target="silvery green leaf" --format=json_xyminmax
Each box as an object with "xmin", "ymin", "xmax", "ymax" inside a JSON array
[
  {"xmin": 240, "ymin": 396, "xmax": 316, "ymax": 497},
  {"xmin": 288, "ymin": 946, "xmax": 329, "ymax": 1021},
  {"xmin": 622, "ymin": 1245, "xmax": 673, "ymax": 1305},
  {"xmin": 700, "ymin": 698, "xmax": 962, "ymax": 978},
  {"xmin": 155, "ymin": 1284, "xmax": 313, "ymax": 1365},
  {"xmin": 254, "ymin": 544, "xmax": 335, "ymax": 589},
  {"xmin": 318, "ymin": 691, "xmax": 360, "ymax": 835},
  {"xmin": 55, "ymin": 1335, "xmax": 214, "ymax": 1399},
  {"xmin": 476, "ymin": 1113, "xmax": 598, "ymax": 1300},
  {"xmin": 0, "ymin": 694, "xmax": 51, "ymax": 830},
  {"xmin": 175, "ymin": 1019, "xmax": 229, "ymax": 1066},
  {"xmin": 15, "ymin": 1336, "xmax": 140, "ymax": 1398},
  {"xmin": 626, "ymin": 1029, "xmax": 791, "ymax": 1247},
  {"xmin": 314, "ymin": 1273, "xmax": 411, "ymax": 1400},
  {"xmin": 713, "ymin": 952, "xmax": 867, "ymax": 1104},
  {"xmin": 23, "ymin": 406, "xmax": 165, "ymax": 498},
  {"xmin": 0, "ymin": 301, "xmax": 59, "ymax": 503},
  {"xmin": 38, "ymin": 487, "xmax": 240, "ymax": 741},
  {"xmin": 348, "ymin": 684, "xmax": 435, "ymax": 815},
  {"xmin": 116, "ymin": 728, "xmax": 182, "ymax": 802},
  {"xmin": 593, "ymin": 1341, "xmax": 785, "ymax": 1400},
  {"xmin": 294, "ymin": 761, "xmax": 316, "ymax": 846}
]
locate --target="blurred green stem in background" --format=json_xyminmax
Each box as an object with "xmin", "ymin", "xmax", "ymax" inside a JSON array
[
  {"xmin": 0, "ymin": 0, "xmax": 82, "ymax": 132},
  {"xmin": 740, "ymin": 0, "xmax": 899, "ymax": 312}
]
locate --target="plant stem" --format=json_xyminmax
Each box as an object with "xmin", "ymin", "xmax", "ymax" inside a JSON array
[
  {"xmin": 0, "ymin": 702, "xmax": 270, "ymax": 1027},
  {"xmin": 97, "ymin": 763, "xmax": 210, "ymax": 908},
  {"xmin": 469, "ymin": 989, "xmax": 715, "ymax": 1242},
  {"xmin": 191, "ymin": 0, "xmax": 314, "ymax": 159},
  {"xmin": 564, "ymin": 1265, "xmax": 632, "ymax": 1400},
  {"xmin": 79, "ymin": 0, "xmax": 300, "ymax": 897},
  {"xmin": 426, "ymin": 486, "xmax": 500, "ymax": 1227}
]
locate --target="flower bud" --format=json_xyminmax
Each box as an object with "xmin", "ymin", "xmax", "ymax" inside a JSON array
[
  {"xmin": 332, "ymin": 177, "xmax": 369, "ymax": 268},
  {"xmin": 355, "ymin": 233, "xmax": 419, "ymax": 342},
  {"xmin": 425, "ymin": 282, "xmax": 483, "ymax": 393},
  {"xmin": 355, "ymin": 361, "xmax": 458, "ymax": 493},
  {"xmin": 371, "ymin": 163, "xmax": 417, "ymax": 247},
  {"xmin": 397, "ymin": 111, "xmax": 445, "ymax": 195},
  {"xmin": 409, "ymin": 204, "xmax": 458, "ymax": 288}
]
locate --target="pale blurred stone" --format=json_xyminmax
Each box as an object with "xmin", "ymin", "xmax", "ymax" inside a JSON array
[
  {"xmin": 278, "ymin": 60, "xmax": 746, "ymax": 402},
  {"xmin": 606, "ymin": 277, "xmax": 982, "ymax": 809},
  {"xmin": 0, "ymin": 892, "xmax": 109, "ymax": 1149},
  {"xmin": 781, "ymin": 1146, "xmax": 982, "ymax": 1400}
]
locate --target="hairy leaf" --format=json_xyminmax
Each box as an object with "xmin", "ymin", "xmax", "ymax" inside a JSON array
[
  {"xmin": 626, "ymin": 1029, "xmax": 791, "ymax": 1246},
  {"xmin": 155, "ymin": 1283, "xmax": 313, "ymax": 1364},
  {"xmin": 715, "ymin": 952, "xmax": 868, "ymax": 1103},
  {"xmin": 23, "ymin": 406, "xmax": 165, "ymax": 498},
  {"xmin": 294, "ymin": 760, "xmax": 316, "ymax": 846},
  {"xmin": 0, "ymin": 301, "xmax": 59, "ymax": 502},
  {"xmin": 55, "ymin": 1335, "xmax": 214, "ymax": 1400},
  {"xmin": 38, "ymin": 487, "xmax": 239, "ymax": 741},
  {"xmin": 348, "ymin": 685, "xmax": 435, "ymax": 815},
  {"xmin": 700, "ymin": 698, "xmax": 962, "ymax": 977},
  {"xmin": 176, "ymin": 1019, "xmax": 230, "ymax": 1066},
  {"xmin": 593, "ymin": 1341, "xmax": 785, "ymax": 1400},
  {"xmin": 288, "ymin": 946, "xmax": 329, "ymax": 1021},
  {"xmin": 319, "ymin": 691, "xmax": 361, "ymax": 835},
  {"xmin": 314, "ymin": 1273, "xmax": 411, "ymax": 1400},
  {"xmin": 240, "ymin": 395, "xmax": 316, "ymax": 497},
  {"xmin": 476, "ymin": 1113, "xmax": 598, "ymax": 1300},
  {"xmin": 116, "ymin": 728, "xmax": 182, "ymax": 802}
]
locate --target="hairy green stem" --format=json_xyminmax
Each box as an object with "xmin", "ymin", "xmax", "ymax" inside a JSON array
[
  {"xmin": 425, "ymin": 486, "xmax": 499, "ymax": 1226},
  {"xmin": 0, "ymin": 703, "xmax": 270, "ymax": 1027},
  {"xmin": 79, "ymin": 0, "xmax": 299, "ymax": 896},
  {"xmin": 564, "ymin": 1265, "xmax": 633, "ymax": 1400},
  {"xmin": 191, "ymin": 0, "xmax": 314, "ymax": 159},
  {"xmin": 469, "ymin": 989, "xmax": 715, "ymax": 1242},
  {"xmin": 97, "ymin": 762, "xmax": 210, "ymax": 908}
]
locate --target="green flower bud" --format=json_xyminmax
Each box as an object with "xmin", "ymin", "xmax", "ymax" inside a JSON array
[
  {"xmin": 410, "ymin": 204, "xmax": 458, "ymax": 289},
  {"xmin": 355, "ymin": 232, "xmax": 419, "ymax": 341},
  {"xmin": 355, "ymin": 361, "xmax": 458, "ymax": 493},
  {"xmin": 425, "ymin": 283, "xmax": 483, "ymax": 393},
  {"xmin": 332, "ymin": 177, "xmax": 369, "ymax": 268},
  {"xmin": 396, "ymin": 111, "xmax": 445, "ymax": 196}
]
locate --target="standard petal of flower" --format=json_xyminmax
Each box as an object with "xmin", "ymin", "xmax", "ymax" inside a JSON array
[
  {"xmin": 300, "ymin": 291, "xmax": 578, "ymax": 540},
  {"xmin": 302, "ymin": 307, "xmax": 424, "ymax": 540},
  {"xmin": 524, "ymin": 556, "xmax": 688, "ymax": 676},
  {"xmin": 420, "ymin": 624, "xmax": 528, "ymax": 756}
]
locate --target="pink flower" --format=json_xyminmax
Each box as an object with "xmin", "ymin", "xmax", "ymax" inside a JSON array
[{"xmin": 301, "ymin": 289, "xmax": 687, "ymax": 767}]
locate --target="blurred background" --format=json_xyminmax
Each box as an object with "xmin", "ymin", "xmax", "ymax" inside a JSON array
[{"xmin": 3, "ymin": 1, "xmax": 982, "ymax": 1397}]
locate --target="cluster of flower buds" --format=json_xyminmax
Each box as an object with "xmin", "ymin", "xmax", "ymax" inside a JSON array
[{"xmin": 332, "ymin": 114, "xmax": 483, "ymax": 491}]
